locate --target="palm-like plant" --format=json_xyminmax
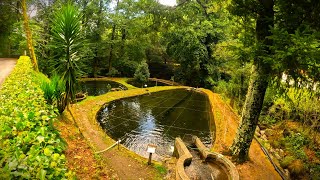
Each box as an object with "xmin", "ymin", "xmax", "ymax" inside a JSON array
[{"xmin": 51, "ymin": 3, "xmax": 82, "ymax": 107}]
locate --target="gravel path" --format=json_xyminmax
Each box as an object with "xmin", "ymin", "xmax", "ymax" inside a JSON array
[{"xmin": 0, "ymin": 58, "xmax": 17, "ymax": 87}]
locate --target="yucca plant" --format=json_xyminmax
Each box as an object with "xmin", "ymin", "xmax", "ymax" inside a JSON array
[{"xmin": 50, "ymin": 3, "xmax": 82, "ymax": 109}]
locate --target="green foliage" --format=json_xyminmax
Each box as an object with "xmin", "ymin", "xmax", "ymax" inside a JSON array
[
  {"xmin": 0, "ymin": 56, "xmax": 72, "ymax": 178},
  {"xmin": 280, "ymin": 156, "xmax": 295, "ymax": 169},
  {"xmin": 281, "ymin": 133, "xmax": 309, "ymax": 160},
  {"xmin": 134, "ymin": 61, "xmax": 150, "ymax": 85},
  {"xmin": 38, "ymin": 74, "xmax": 67, "ymax": 114},
  {"xmin": 38, "ymin": 73, "xmax": 55, "ymax": 104},
  {"xmin": 153, "ymin": 164, "xmax": 167, "ymax": 175},
  {"xmin": 106, "ymin": 67, "xmax": 120, "ymax": 77},
  {"xmin": 260, "ymin": 88, "xmax": 320, "ymax": 129},
  {"xmin": 50, "ymin": 3, "xmax": 82, "ymax": 105},
  {"xmin": 113, "ymin": 59, "xmax": 138, "ymax": 77}
]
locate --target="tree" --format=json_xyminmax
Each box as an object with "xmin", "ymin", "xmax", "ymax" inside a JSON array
[
  {"xmin": 229, "ymin": 0, "xmax": 320, "ymax": 162},
  {"xmin": 50, "ymin": 3, "xmax": 82, "ymax": 108},
  {"xmin": 165, "ymin": 0, "xmax": 224, "ymax": 88},
  {"xmin": 22, "ymin": 0, "xmax": 38, "ymax": 71},
  {"xmin": 0, "ymin": 0, "xmax": 20, "ymax": 57}
]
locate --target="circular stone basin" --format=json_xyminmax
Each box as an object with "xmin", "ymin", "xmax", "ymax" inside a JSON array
[
  {"xmin": 97, "ymin": 89, "xmax": 213, "ymax": 160},
  {"xmin": 80, "ymin": 80, "xmax": 127, "ymax": 96},
  {"xmin": 185, "ymin": 149, "xmax": 229, "ymax": 180}
]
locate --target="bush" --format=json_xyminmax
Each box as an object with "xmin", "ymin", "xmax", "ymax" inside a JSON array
[
  {"xmin": 0, "ymin": 56, "xmax": 72, "ymax": 179},
  {"xmin": 280, "ymin": 156, "xmax": 295, "ymax": 168},
  {"xmin": 113, "ymin": 59, "xmax": 138, "ymax": 77},
  {"xmin": 106, "ymin": 67, "xmax": 120, "ymax": 77},
  {"xmin": 281, "ymin": 133, "xmax": 309, "ymax": 160},
  {"xmin": 134, "ymin": 61, "xmax": 150, "ymax": 84}
]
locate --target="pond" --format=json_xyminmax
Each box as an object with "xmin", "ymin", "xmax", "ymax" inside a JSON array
[
  {"xmin": 127, "ymin": 79, "xmax": 169, "ymax": 88},
  {"xmin": 80, "ymin": 80, "xmax": 127, "ymax": 96},
  {"xmin": 97, "ymin": 89, "xmax": 213, "ymax": 160}
]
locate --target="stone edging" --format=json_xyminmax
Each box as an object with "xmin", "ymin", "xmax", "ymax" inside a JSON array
[
  {"xmin": 173, "ymin": 138, "xmax": 192, "ymax": 180},
  {"xmin": 193, "ymin": 136, "xmax": 239, "ymax": 180}
]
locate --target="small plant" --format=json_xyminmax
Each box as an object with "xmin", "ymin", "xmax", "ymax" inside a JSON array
[
  {"xmin": 38, "ymin": 74, "xmax": 66, "ymax": 114},
  {"xmin": 280, "ymin": 156, "xmax": 295, "ymax": 168},
  {"xmin": 153, "ymin": 164, "xmax": 167, "ymax": 175},
  {"xmin": 282, "ymin": 133, "xmax": 309, "ymax": 160}
]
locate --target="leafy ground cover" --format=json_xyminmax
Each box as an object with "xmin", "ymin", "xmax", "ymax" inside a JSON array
[{"xmin": 0, "ymin": 56, "xmax": 72, "ymax": 179}]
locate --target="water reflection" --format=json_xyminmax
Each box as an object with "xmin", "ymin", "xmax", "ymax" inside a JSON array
[
  {"xmin": 80, "ymin": 80, "xmax": 127, "ymax": 96},
  {"xmin": 97, "ymin": 89, "xmax": 213, "ymax": 160}
]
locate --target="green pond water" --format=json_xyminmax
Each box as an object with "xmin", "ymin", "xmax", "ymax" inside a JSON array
[
  {"xmin": 97, "ymin": 89, "xmax": 213, "ymax": 160},
  {"xmin": 127, "ymin": 79, "xmax": 169, "ymax": 88},
  {"xmin": 80, "ymin": 80, "xmax": 127, "ymax": 96}
]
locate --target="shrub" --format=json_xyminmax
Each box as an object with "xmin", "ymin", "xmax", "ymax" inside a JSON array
[
  {"xmin": 106, "ymin": 67, "xmax": 120, "ymax": 77},
  {"xmin": 280, "ymin": 156, "xmax": 295, "ymax": 168},
  {"xmin": 288, "ymin": 159, "xmax": 306, "ymax": 176},
  {"xmin": 134, "ymin": 61, "xmax": 150, "ymax": 85},
  {"xmin": 0, "ymin": 56, "xmax": 72, "ymax": 179},
  {"xmin": 113, "ymin": 59, "xmax": 138, "ymax": 77},
  {"xmin": 281, "ymin": 133, "xmax": 309, "ymax": 160}
]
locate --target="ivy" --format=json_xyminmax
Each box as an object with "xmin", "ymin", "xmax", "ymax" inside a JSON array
[{"xmin": 0, "ymin": 56, "xmax": 73, "ymax": 179}]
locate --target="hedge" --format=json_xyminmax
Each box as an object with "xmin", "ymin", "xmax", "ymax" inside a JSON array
[{"xmin": 0, "ymin": 56, "xmax": 72, "ymax": 179}]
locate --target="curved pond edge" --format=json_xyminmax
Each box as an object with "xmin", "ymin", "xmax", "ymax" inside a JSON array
[
  {"xmin": 67, "ymin": 86, "xmax": 189, "ymax": 164},
  {"xmin": 173, "ymin": 137, "xmax": 192, "ymax": 180},
  {"xmin": 80, "ymin": 77, "xmax": 137, "ymax": 89}
]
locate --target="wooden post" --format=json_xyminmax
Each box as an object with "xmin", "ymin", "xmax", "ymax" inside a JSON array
[{"xmin": 148, "ymin": 153, "xmax": 152, "ymax": 165}]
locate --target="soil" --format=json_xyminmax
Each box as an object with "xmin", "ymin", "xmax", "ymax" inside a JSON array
[{"xmin": 55, "ymin": 116, "xmax": 113, "ymax": 179}]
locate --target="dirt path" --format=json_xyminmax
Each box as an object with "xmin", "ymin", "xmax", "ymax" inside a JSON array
[{"xmin": 0, "ymin": 58, "xmax": 17, "ymax": 87}]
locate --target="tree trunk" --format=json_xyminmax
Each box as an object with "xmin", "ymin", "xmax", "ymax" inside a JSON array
[
  {"xmin": 230, "ymin": 0, "xmax": 274, "ymax": 163},
  {"xmin": 108, "ymin": 25, "xmax": 116, "ymax": 72},
  {"xmin": 22, "ymin": 0, "xmax": 38, "ymax": 71},
  {"xmin": 93, "ymin": 0, "xmax": 103, "ymax": 77},
  {"xmin": 120, "ymin": 28, "xmax": 126, "ymax": 57},
  {"xmin": 108, "ymin": 0, "xmax": 119, "ymax": 73}
]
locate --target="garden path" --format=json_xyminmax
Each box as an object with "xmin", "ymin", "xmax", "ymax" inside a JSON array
[{"xmin": 0, "ymin": 58, "xmax": 17, "ymax": 87}]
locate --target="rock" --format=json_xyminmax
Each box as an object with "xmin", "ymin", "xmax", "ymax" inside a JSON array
[
  {"xmin": 279, "ymin": 149, "xmax": 284, "ymax": 154},
  {"xmin": 274, "ymin": 152, "xmax": 281, "ymax": 160},
  {"xmin": 259, "ymin": 124, "xmax": 268, "ymax": 130},
  {"xmin": 283, "ymin": 128, "xmax": 291, "ymax": 137},
  {"xmin": 270, "ymin": 148, "xmax": 275, "ymax": 153},
  {"xmin": 265, "ymin": 129, "xmax": 273, "ymax": 137},
  {"xmin": 256, "ymin": 126, "xmax": 261, "ymax": 132},
  {"xmin": 255, "ymin": 126, "xmax": 261, "ymax": 137},
  {"xmin": 284, "ymin": 169, "xmax": 290, "ymax": 177},
  {"xmin": 261, "ymin": 134, "xmax": 268, "ymax": 140}
]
